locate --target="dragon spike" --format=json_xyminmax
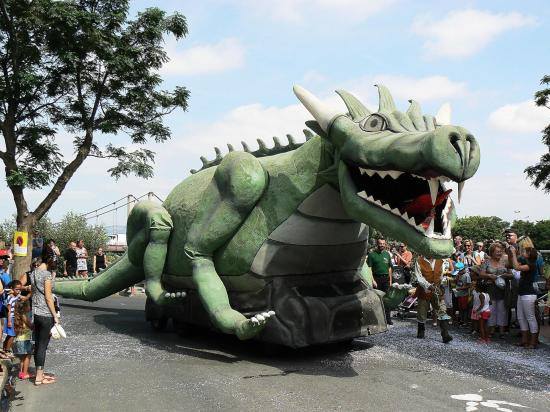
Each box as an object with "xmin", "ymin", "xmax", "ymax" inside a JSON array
[
  {"xmin": 200, "ymin": 156, "xmax": 208, "ymax": 166},
  {"xmin": 303, "ymin": 129, "xmax": 313, "ymax": 140},
  {"xmin": 227, "ymin": 143, "xmax": 234, "ymax": 152},
  {"xmin": 293, "ymin": 85, "xmax": 340, "ymax": 133},
  {"xmin": 257, "ymin": 138, "xmax": 267, "ymax": 151},
  {"xmin": 435, "ymin": 102, "xmax": 452, "ymax": 125},
  {"xmin": 272, "ymin": 136, "xmax": 282, "ymax": 148},
  {"xmin": 214, "ymin": 147, "xmax": 222, "ymax": 160},
  {"xmin": 286, "ymin": 134, "xmax": 296, "ymax": 146},
  {"xmin": 375, "ymin": 84, "xmax": 396, "ymax": 113},
  {"xmin": 335, "ymin": 89, "xmax": 371, "ymax": 121},
  {"xmin": 241, "ymin": 141, "xmax": 250, "ymax": 152},
  {"xmin": 407, "ymin": 100, "xmax": 425, "ymax": 131}
]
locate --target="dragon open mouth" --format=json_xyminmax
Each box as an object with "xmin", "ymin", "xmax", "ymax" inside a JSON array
[{"xmin": 348, "ymin": 166, "xmax": 456, "ymax": 239}]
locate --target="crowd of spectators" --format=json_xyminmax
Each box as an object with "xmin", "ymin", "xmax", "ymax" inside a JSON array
[
  {"xmin": 0, "ymin": 235, "xmax": 111, "ymax": 387},
  {"xmin": 366, "ymin": 229, "xmax": 548, "ymax": 349}
]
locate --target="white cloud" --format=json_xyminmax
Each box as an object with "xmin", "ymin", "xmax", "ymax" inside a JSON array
[
  {"xmin": 161, "ymin": 38, "xmax": 245, "ymax": 76},
  {"xmin": 488, "ymin": 100, "xmax": 550, "ymax": 133},
  {"xmin": 369, "ymin": 74, "xmax": 468, "ymax": 102},
  {"xmin": 412, "ymin": 9, "xmax": 536, "ymax": 58},
  {"xmin": 178, "ymin": 102, "xmax": 313, "ymax": 170},
  {"xmin": 237, "ymin": 0, "xmax": 395, "ymax": 23}
]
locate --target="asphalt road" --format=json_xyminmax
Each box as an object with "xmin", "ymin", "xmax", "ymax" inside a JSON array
[{"xmin": 12, "ymin": 295, "xmax": 550, "ymax": 412}]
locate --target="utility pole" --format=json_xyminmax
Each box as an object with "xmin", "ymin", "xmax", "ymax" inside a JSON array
[{"xmin": 127, "ymin": 195, "xmax": 136, "ymax": 217}]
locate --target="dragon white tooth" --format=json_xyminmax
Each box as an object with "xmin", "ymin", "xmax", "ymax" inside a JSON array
[
  {"xmin": 402, "ymin": 212, "xmax": 409, "ymax": 220},
  {"xmin": 391, "ymin": 208, "xmax": 400, "ymax": 215},
  {"xmin": 387, "ymin": 171, "xmax": 402, "ymax": 179},
  {"xmin": 377, "ymin": 171, "xmax": 388, "ymax": 178},
  {"xmin": 408, "ymin": 217, "xmax": 416, "ymax": 226},
  {"xmin": 170, "ymin": 293, "xmax": 176, "ymax": 298},
  {"xmin": 366, "ymin": 170, "xmax": 375, "ymax": 177},
  {"xmin": 267, "ymin": 311, "xmax": 275, "ymax": 316},
  {"xmin": 175, "ymin": 292, "xmax": 182, "ymax": 297},
  {"xmin": 428, "ymin": 178, "xmax": 438, "ymax": 205},
  {"xmin": 382, "ymin": 203, "xmax": 391, "ymax": 211},
  {"xmin": 164, "ymin": 293, "xmax": 170, "ymax": 298},
  {"xmin": 367, "ymin": 195, "xmax": 375, "ymax": 202},
  {"xmin": 359, "ymin": 168, "xmax": 366, "ymax": 175},
  {"xmin": 374, "ymin": 199, "xmax": 382, "ymax": 206},
  {"xmin": 256, "ymin": 314, "xmax": 265, "ymax": 321},
  {"xmin": 458, "ymin": 181, "xmax": 465, "ymax": 203},
  {"xmin": 357, "ymin": 190, "xmax": 367, "ymax": 199}
]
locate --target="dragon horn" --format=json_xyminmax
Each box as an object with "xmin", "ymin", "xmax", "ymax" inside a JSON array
[
  {"xmin": 335, "ymin": 90, "xmax": 371, "ymax": 121},
  {"xmin": 272, "ymin": 136, "xmax": 282, "ymax": 148},
  {"xmin": 435, "ymin": 103, "xmax": 452, "ymax": 125},
  {"xmin": 293, "ymin": 85, "xmax": 340, "ymax": 133},
  {"xmin": 375, "ymin": 84, "xmax": 396, "ymax": 112},
  {"xmin": 241, "ymin": 141, "xmax": 250, "ymax": 152},
  {"xmin": 227, "ymin": 143, "xmax": 234, "ymax": 152},
  {"xmin": 257, "ymin": 138, "xmax": 267, "ymax": 152},
  {"xmin": 214, "ymin": 147, "xmax": 222, "ymax": 161}
]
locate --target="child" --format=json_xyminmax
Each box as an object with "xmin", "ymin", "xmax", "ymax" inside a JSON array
[
  {"xmin": 3, "ymin": 280, "xmax": 23, "ymax": 352},
  {"xmin": 471, "ymin": 282, "xmax": 491, "ymax": 343},
  {"xmin": 453, "ymin": 262, "xmax": 471, "ymax": 326},
  {"xmin": 13, "ymin": 299, "xmax": 33, "ymax": 379}
]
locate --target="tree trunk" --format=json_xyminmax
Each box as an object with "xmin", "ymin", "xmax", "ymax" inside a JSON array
[{"xmin": 11, "ymin": 216, "xmax": 34, "ymax": 280}]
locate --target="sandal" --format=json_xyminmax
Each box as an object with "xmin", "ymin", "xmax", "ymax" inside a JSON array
[{"xmin": 35, "ymin": 376, "xmax": 56, "ymax": 386}]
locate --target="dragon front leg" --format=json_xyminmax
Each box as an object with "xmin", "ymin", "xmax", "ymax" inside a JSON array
[
  {"xmin": 185, "ymin": 152, "xmax": 275, "ymax": 340},
  {"xmin": 131, "ymin": 202, "xmax": 186, "ymax": 305}
]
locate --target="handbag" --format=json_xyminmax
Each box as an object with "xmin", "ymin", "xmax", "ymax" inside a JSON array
[{"xmin": 50, "ymin": 323, "xmax": 67, "ymax": 340}]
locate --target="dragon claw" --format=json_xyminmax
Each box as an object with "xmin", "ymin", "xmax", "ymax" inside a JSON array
[{"xmin": 163, "ymin": 291, "xmax": 187, "ymax": 300}]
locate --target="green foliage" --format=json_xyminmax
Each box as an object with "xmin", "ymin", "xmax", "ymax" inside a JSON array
[
  {"xmin": 530, "ymin": 220, "xmax": 550, "ymax": 250},
  {"xmin": 453, "ymin": 216, "xmax": 510, "ymax": 242},
  {"xmin": 525, "ymin": 75, "xmax": 550, "ymax": 192},
  {"xmin": 0, "ymin": 213, "xmax": 108, "ymax": 255},
  {"xmin": 46, "ymin": 213, "xmax": 109, "ymax": 255},
  {"xmin": 0, "ymin": 0, "xmax": 189, "ymax": 228}
]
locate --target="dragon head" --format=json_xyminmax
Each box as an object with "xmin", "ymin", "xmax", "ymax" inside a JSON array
[{"xmin": 294, "ymin": 85, "xmax": 480, "ymax": 258}]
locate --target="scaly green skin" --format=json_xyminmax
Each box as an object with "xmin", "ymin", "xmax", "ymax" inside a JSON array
[{"xmin": 55, "ymin": 84, "xmax": 480, "ymax": 340}]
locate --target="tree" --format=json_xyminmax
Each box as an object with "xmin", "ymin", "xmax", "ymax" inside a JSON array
[
  {"xmin": 510, "ymin": 220, "xmax": 536, "ymax": 237},
  {"xmin": 453, "ymin": 216, "xmax": 510, "ymax": 243},
  {"xmin": 0, "ymin": 1, "xmax": 189, "ymax": 276},
  {"xmin": 49, "ymin": 212, "xmax": 108, "ymax": 259},
  {"xmin": 525, "ymin": 75, "xmax": 550, "ymax": 191},
  {"xmin": 531, "ymin": 220, "xmax": 550, "ymax": 251}
]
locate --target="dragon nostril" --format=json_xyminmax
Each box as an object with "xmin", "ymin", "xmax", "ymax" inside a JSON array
[{"xmin": 449, "ymin": 132, "xmax": 464, "ymax": 161}]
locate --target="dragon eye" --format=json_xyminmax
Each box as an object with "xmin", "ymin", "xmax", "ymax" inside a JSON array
[{"xmin": 360, "ymin": 114, "xmax": 387, "ymax": 132}]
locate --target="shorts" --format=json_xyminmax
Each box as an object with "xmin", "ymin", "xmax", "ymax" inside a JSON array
[
  {"xmin": 471, "ymin": 309, "xmax": 490, "ymax": 320},
  {"xmin": 13, "ymin": 340, "xmax": 33, "ymax": 355},
  {"xmin": 3, "ymin": 322, "xmax": 15, "ymax": 337},
  {"xmin": 457, "ymin": 296, "xmax": 469, "ymax": 311}
]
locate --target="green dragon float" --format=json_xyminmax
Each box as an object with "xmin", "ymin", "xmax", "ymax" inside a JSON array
[{"xmin": 55, "ymin": 85, "xmax": 480, "ymax": 348}]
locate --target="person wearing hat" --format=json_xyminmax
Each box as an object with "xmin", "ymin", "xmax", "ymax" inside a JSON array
[
  {"xmin": 413, "ymin": 255, "xmax": 453, "ymax": 343},
  {"xmin": 452, "ymin": 262, "xmax": 471, "ymax": 326}
]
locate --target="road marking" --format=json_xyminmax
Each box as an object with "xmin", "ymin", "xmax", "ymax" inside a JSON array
[{"xmin": 451, "ymin": 394, "xmax": 529, "ymax": 411}]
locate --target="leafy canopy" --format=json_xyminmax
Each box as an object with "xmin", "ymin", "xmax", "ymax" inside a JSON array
[
  {"xmin": 0, "ymin": 0, "xmax": 189, "ymax": 220},
  {"xmin": 525, "ymin": 75, "xmax": 550, "ymax": 192}
]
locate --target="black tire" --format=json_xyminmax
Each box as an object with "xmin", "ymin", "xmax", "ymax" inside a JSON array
[{"xmin": 150, "ymin": 317, "xmax": 168, "ymax": 331}]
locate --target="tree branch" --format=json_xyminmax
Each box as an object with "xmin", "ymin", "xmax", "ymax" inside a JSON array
[{"xmin": 33, "ymin": 129, "xmax": 94, "ymax": 219}]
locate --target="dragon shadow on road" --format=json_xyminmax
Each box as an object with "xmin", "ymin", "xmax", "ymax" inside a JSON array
[{"xmin": 13, "ymin": 296, "xmax": 550, "ymax": 412}]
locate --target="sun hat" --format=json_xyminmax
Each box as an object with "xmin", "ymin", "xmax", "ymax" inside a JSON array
[{"xmin": 452, "ymin": 261, "xmax": 465, "ymax": 276}]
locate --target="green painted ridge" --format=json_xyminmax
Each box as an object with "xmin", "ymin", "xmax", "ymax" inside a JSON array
[{"xmin": 190, "ymin": 130, "xmax": 314, "ymax": 174}]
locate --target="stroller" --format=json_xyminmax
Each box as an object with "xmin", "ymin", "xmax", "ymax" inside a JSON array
[{"xmin": 396, "ymin": 292, "xmax": 418, "ymax": 319}]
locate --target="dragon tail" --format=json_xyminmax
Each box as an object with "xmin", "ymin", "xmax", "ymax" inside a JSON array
[{"xmin": 54, "ymin": 254, "xmax": 144, "ymax": 301}]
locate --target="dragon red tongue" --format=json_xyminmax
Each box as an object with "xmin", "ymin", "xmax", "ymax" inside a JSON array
[{"xmin": 403, "ymin": 189, "xmax": 452, "ymax": 225}]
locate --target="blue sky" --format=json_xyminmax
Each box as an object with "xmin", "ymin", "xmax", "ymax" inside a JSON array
[{"xmin": 2, "ymin": 0, "xmax": 549, "ymax": 228}]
